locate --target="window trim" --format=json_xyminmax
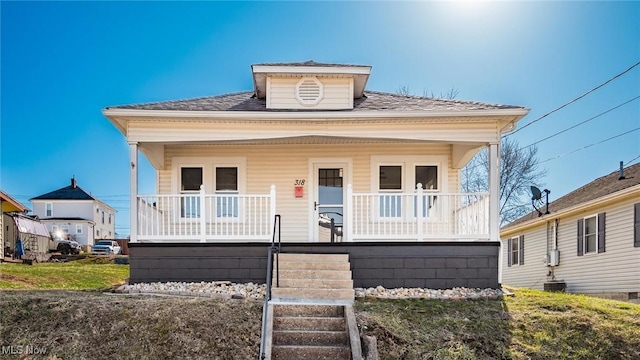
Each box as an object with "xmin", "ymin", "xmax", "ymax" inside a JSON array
[
  {"xmin": 370, "ymin": 155, "xmax": 447, "ymax": 221},
  {"xmin": 172, "ymin": 157, "xmax": 247, "ymax": 221},
  {"xmin": 76, "ymin": 224, "xmax": 83, "ymax": 234},
  {"xmin": 582, "ymin": 214, "xmax": 598, "ymax": 255},
  {"xmin": 45, "ymin": 202, "xmax": 53, "ymax": 217}
]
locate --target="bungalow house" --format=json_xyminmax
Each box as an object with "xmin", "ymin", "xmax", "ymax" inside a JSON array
[
  {"xmin": 31, "ymin": 178, "xmax": 116, "ymax": 247},
  {"xmin": 500, "ymin": 162, "xmax": 640, "ymax": 302},
  {"xmin": 103, "ymin": 61, "xmax": 529, "ymax": 290},
  {"xmin": 1, "ymin": 189, "xmax": 29, "ymax": 259}
]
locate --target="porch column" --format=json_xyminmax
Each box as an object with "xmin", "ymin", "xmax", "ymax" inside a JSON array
[
  {"xmin": 129, "ymin": 142, "xmax": 139, "ymax": 243},
  {"xmin": 489, "ymin": 143, "xmax": 500, "ymax": 242}
]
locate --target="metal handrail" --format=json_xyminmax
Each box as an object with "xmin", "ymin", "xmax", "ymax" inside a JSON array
[
  {"xmin": 272, "ymin": 214, "xmax": 281, "ymax": 287},
  {"xmin": 260, "ymin": 214, "xmax": 281, "ymax": 360}
]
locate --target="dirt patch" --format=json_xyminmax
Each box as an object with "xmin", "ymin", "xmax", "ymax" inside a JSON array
[
  {"xmin": 0, "ymin": 291, "xmax": 263, "ymax": 359},
  {"xmin": 0, "ymin": 273, "xmax": 38, "ymax": 286}
]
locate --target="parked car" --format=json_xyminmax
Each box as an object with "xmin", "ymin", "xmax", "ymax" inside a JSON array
[
  {"xmin": 49, "ymin": 237, "xmax": 81, "ymax": 255},
  {"xmin": 92, "ymin": 240, "xmax": 122, "ymax": 255}
]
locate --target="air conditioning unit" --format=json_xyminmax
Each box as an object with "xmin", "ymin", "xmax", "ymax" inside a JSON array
[{"xmin": 547, "ymin": 249, "xmax": 560, "ymax": 266}]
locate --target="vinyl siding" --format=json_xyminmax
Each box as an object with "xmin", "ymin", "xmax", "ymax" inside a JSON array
[
  {"xmin": 554, "ymin": 200, "xmax": 639, "ymax": 293},
  {"xmin": 267, "ymin": 77, "xmax": 353, "ymax": 110},
  {"xmin": 502, "ymin": 199, "xmax": 640, "ymax": 294},
  {"xmin": 501, "ymin": 226, "xmax": 548, "ymax": 289},
  {"xmin": 161, "ymin": 143, "xmax": 455, "ymax": 242}
]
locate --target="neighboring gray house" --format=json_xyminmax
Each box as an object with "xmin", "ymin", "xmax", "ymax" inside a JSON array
[
  {"xmin": 500, "ymin": 162, "xmax": 640, "ymax": 302},
  {"xmin": 31, "ymin": 178, "xmax": 116, "ymax": 246}
]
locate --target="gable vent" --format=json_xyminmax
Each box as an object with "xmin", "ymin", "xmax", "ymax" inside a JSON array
[{"xmin": 295, "ymin": 77, "xmax": 324, "ymax": 106}]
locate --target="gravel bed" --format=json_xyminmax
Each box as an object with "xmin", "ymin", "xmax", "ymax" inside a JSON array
[{"xmin": 118, "ymin": 282, "xmax": 504, "ymax": 300}]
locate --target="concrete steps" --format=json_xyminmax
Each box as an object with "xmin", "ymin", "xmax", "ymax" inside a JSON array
[
  {"xmin": 271, "ymin": 253, "xmax": 354, "ymax": 303},
  {"xmin": 271, "ymin": 304, "xmax": 351, "ymax": 360}
]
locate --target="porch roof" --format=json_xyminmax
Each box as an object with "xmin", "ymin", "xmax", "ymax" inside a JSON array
[{"xmin": 105, "ymin": 90, "xmax": 525, "ymax": 112}]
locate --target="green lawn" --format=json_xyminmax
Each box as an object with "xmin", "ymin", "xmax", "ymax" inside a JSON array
[
  {"xmin": 0, "ymin": 261, "xmax": 129, "ymax": 290},
  {"xmin": 356, "ymin": 287, "xmax": 640, "ymax": 360}
]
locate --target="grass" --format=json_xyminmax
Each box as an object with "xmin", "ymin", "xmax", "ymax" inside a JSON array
[
  {"xmin": 2, "ymin": 262, "xmax": 639, "ymax": 359},
  {"xmin": 355, "ymin": 287, "xmax": 640, "ymax": 360},
  {"xmin": 0, "ymin": 260, "xmax": 129, "ymax": 290}
]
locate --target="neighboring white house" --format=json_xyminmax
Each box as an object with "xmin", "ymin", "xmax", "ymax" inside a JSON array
[
  {"xmin": 500, "ymin": 162, "xmax": 640, "ymax": 302},
  {"xmin": 31, "ymin": 178, "xmax": 116, "ymax": 246}
]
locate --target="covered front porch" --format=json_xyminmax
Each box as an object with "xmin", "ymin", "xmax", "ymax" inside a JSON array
[{"xmin": 133, "ymin": 184, "xmax": 490, "ymax": 243}]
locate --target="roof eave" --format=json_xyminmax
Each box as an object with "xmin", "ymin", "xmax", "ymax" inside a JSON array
[
  {"xmin": 102, "ymin": 107, "xmax": 530, "ymax": 120},
  {"xmin": 501, "ymin": 184, "xmax": 640, "ymax": 236}
]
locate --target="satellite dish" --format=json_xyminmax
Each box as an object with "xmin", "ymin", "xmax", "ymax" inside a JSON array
[
  {"xmin": 530, "ymin": 185, "xmax": 551, "ymax": 217},
  {"xmin": 530, "ymin": 186, "xmax": 542, "ymax": 201}
]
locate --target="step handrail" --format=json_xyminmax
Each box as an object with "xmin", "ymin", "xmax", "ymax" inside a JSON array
[{"xmin": 260, "ymin": 214, "xmax": 281, "ymax": 359}]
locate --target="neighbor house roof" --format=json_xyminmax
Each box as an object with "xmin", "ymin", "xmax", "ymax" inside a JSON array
[
  {"xmin": 252, "ymin": 60, "xmax": 369, "ymax": 68},
  {"xmin": 106, "ymin": 90, "xmax": 525, "ymax": 112},
  {"xmin": 503, "ymin": 162, "xmax": 640, "ymax": 230},
  {"xmin": 31, "ymin": 185, "xmax": 95, "ymax": 201}
]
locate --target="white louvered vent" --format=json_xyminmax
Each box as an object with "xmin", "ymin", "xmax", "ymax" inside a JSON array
[{"xmin": 295, "ymin": 77, "xmax": 324, "ymax": 106}]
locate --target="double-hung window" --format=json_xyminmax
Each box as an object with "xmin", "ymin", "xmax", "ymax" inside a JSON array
[
  {"xmin": 577, "ymin": 213, "xmax": 606, "ymax": 255},
  {"xmin": 373, "ymin": 156, "xmax": 443, "ymax": 220},
  {"xmin": 45, "ymin": 203, "xmax": 53, "ymax": 217},
  {"xmin": 379, "ymin": 165, "xmax": 403, "ymax": 217},
  {"xmin": 215, "ymin": 167, "xmax": 239, "ymax": 218},
  {"xmin": 180, "ymin": 167, "xmax": 203, "ymax": 218}
]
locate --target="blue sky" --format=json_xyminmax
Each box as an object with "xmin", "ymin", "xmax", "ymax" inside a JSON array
[{"xmin": 1, "ymin": 1, "xmax": 638, "ymax": 237}]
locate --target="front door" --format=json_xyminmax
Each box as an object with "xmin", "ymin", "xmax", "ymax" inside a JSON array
[{"xmin": 312, "ymin": 164, "xmax": 346, "ymax": 242}]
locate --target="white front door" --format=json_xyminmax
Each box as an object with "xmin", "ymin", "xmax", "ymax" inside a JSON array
[{"xmin": 310, "ymin": 160, "xmax": 350, "ymax": 242}]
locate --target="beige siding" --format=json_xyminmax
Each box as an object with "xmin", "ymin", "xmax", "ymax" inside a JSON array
[
  {"xmin": 502, "ymin": 199, "xmax": 640, "ymax": 294},
  {"xmin": 553, "ymin": 200, "xmax": 639, "ymax": 293},
  {"xmin": 128, "ymin": 120, "xmax": 500, "ymax": 144},
  {"xmin": 501, "ymin": 226, "xmax": 548, "ymax": 289},
  {"xmin": 267, "ymin": 77, "xmax": 352, "ymax": 110},
  {"xmin": 161, "ymin": 143, "xmax": 456, "ymax": 242}
]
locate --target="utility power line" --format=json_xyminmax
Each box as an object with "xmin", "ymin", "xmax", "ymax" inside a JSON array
[
  {"xmin": 540, "ymin": 127, "xmax": 640, "ymax": 164},
  {"xmin": 506, "ymin": 60, "xmax": 640, "ymax": 137},
  {"xmin": 626, "ymin": 154, "xmax": 640, "ymax": 166},
  {"xmin": 520, "ymin": 95, "xmax": 640, "ymax": 150}
]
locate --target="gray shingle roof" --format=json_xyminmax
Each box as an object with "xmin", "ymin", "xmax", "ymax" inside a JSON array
[
  {"xmin": 252, "ymin": 60, "xmax": 369, "ymax": 68},
  {"xmin": 503, "ymin": 162, "xmax": 640, "ymax": 229},
  {"xmin": 107, "ymin": 90, "xmax": 524, "ymax": 112},
  {"xmin": 31, "ymin": 184, "xmax": 96, "ymax": 201}
]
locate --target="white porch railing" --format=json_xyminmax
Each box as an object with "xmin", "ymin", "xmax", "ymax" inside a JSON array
[
  {"xmin": 137, "ymin": 185, "xmax": 276, "ymax": 242},
  {"xmin": 346, "ymin": 184, "xmax": 489, "ymax": 241}
]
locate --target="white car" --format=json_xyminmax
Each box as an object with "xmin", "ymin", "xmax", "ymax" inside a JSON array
[{"xmin": 92, "ymin": 240, "xmax": 122, "ymax": 255}]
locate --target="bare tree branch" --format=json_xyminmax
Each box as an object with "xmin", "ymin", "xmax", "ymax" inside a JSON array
[{"xmin": 461, "ymin": 138, "xmax": 547, "ymax": 226}]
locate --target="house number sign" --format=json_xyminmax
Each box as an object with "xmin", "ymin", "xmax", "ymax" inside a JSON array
[{"xmin": 294, "ymin": 179, "xmax": 306, "ymax": 186}]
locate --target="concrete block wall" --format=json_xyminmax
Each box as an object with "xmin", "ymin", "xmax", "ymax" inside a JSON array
[{"xmin": 128, "ymin": 242, "xmax": 500, "ymax": 289}]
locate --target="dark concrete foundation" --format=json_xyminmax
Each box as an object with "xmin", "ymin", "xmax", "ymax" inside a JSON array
[{"xmin": 129, "ymin": 242, "xmax": 500, "ymax": 289}]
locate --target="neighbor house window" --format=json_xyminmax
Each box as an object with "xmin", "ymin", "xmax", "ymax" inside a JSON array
[
  {"xmin": 584, "ymin": 215, "xmax": 597, "ymax": 254},
  {"xmin": 61, "ymin": 224, "xmax": 69, "ymax": 234},
  {"xmin": 45, "ymin": 203, "xmax": 53, "ymax": 217},
  {"xmin": 180, "ymin": 167, "xmax": 203, "ymax": 218},
  {"xmin": 577, "ymin": 213, "xmax": 606, "ymax": 255},
  {"xmin": 507, "ymin": 235, "xmax": 524, "ymax": 266},
  {"xmin": 76, "ymin": 225, "xmax": 83, "ymax": 234},
  {"xmin": 102, "ymin": 211, "xmax": 105, "ymax": 224},
  {"xmin": 215, "ymin": 167, "xmax": 238, "ymax": 218},
  {"xmin": 108, "ymin": 214, "xmax": 111, "ymax": 224}
]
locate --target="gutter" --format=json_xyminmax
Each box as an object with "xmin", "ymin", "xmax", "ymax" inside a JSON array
[
  {"xmin": 102, "ymin": 108, "xmax": 530, "ymax": 120},
  {"xmin": 501, "ymin": 184, "xmax": 640, "ymax": 236}
]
